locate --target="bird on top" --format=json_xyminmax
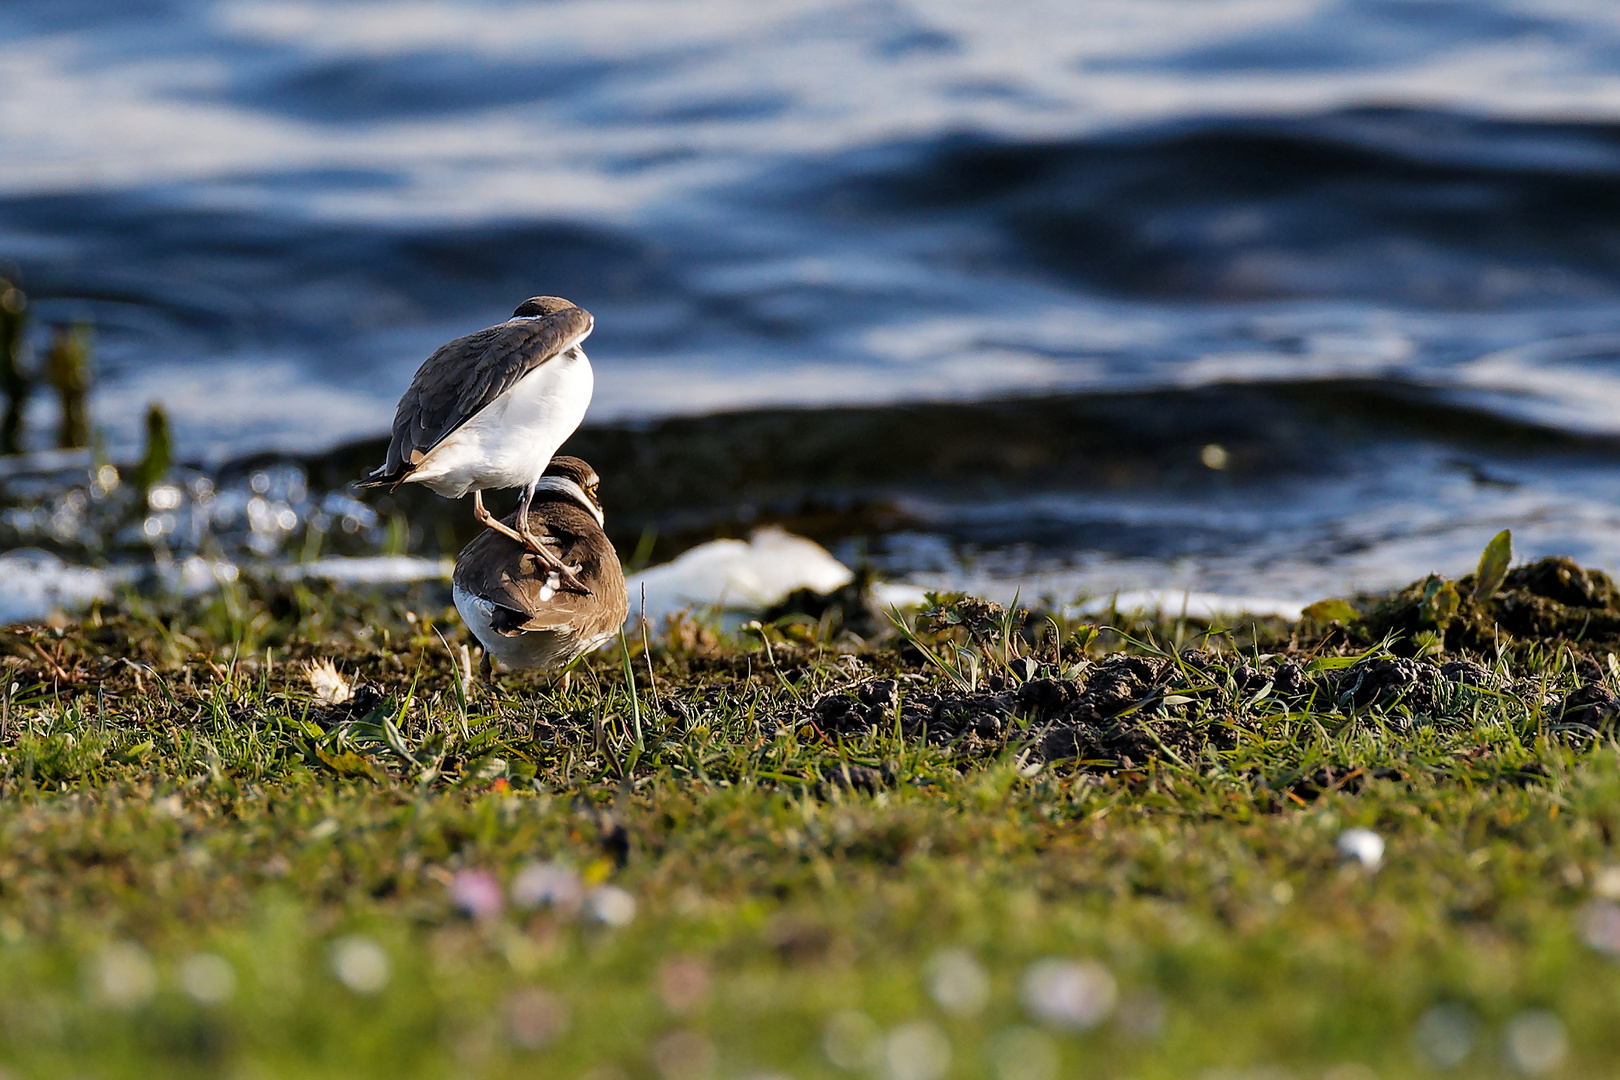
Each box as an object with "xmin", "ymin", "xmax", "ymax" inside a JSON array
[{"xmin": 362, "ymin": 296, "xmax": 596, "ymax": 593}]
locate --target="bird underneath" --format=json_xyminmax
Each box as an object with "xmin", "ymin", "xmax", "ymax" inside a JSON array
[
  {"xmin": 453, "ymin": 456, "xmax": 628, "ymax": 680},
  {"xmin": 362, "ymin": 296, "xmax": 595, "ymax": 592}
]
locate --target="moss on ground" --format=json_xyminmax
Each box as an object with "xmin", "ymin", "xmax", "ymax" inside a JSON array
[{"xmin": 2, "ymin": 571, "xmax": 1620, "ymax": 1078}]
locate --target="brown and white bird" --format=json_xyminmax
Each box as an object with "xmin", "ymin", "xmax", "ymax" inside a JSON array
[
  {"xmin": 453, "ymin": 456, "xmax": 628, "ymax": 675},
  {"xmin": 363, "ymin": 296, "xmax": 595, "ymax": 591}
]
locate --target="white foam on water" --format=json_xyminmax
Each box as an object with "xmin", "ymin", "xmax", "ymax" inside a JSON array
[
  {"xmin": 1076, "ymin": 590, "xmax": 1304, "ymax": 622},
  {"xmin": 0, "ymin": 549, "xmax": 118, "ymax": 624},
  {"xmin": 627, "ymin": 527, "xmax": 854, "ymax": 625},
  {"xmin": 276, "ymin": 555, "xmax": 452, "ymax": 584},
  {"xmin": 0, "ymin": 553, "xmax": 457, "ymax": 626}
]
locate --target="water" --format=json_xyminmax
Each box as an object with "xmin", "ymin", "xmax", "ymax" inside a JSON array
[{"xmin": 7, "ymin": 0, "xmax": 1620, "ymax": 608}]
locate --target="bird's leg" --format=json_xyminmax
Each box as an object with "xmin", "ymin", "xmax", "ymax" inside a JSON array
[
  {"xmin": 472, "ymin": 490, "xmax": 532, "ymax": 548},
  {"xmin": 515, "ymin": 482, "xmax": 590, "ymax": 595}
]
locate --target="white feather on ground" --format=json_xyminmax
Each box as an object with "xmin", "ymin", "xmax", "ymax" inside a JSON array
[{"xmin": 303, "ymin": 659, "xmax": 353, "ymax": 705}]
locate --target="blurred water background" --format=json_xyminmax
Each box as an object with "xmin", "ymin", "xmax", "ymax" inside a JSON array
[{"xmin": 8, "ymin": 0, "xmax": 1620, "ymax": 615}]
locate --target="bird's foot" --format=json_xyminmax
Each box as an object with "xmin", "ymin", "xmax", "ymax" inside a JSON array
[{"xmin": 521, "ymin": 532, "xmax": 589, "ymax": 595}]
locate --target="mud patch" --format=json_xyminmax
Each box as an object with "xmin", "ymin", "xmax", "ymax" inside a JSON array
[
  {"xmin": 803, "ymin": 644, "xmax": 1530, "ymax": 769},
  {"xmin": 1354, "ymin": 556, "xmax": 1620, "ymax": 653}
]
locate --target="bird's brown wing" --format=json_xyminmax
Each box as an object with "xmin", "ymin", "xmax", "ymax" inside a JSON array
[
  {"xmin": 452, "ymin": 505, "xmax": 628, "ymax": 639},
  {"xmin": 363, "ymin": 305, "xmax": 593, "ymax": 486}
]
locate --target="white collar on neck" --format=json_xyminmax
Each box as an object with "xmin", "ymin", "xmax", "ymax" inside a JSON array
[{"xmin": 532, "ymin": 475, "xmax": 603, "ymax": 527}]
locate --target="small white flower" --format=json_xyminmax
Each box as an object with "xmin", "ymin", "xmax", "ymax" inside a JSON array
[
  {"xmin": 87, "ymin": 941, "xmax": 157, "ymax": 1009},
  {"xmin": 823, "ymin": 1010, "xmax": 882, "ymax": 1071},
  {"xmin": 926, "ymin": 949, "xmax": 990, "ymax": 1016},
  {"xmin": 303, "ymin": 659, "xmax": 352, "ymax": 705},
  {"xmin": 988, "ymin": 1026, "xmax": 1059, "ymax": 1080},
  {"xmin": 1413, "ymin": 1003, "xmax": 1477, "ymax": 1068},
  {"xmin": 510, "ymin": 863, "xmax": 584, "ymax": 914},
  {"xmin": 178, "ymin": 952, "xmax": 236, "ymax": 1005},
  {"xmin": 1581, "ymin": 899, "xmax": 1620, "ymax": 957},
  {"xmin": 1021, "ymin": 959, "xmax": 1117, "ymax": 1030},
  {"xmin": 329, "ymin": 935, "xmax": 390, "ymax": 994},
  {"xmin": 585, "ymin": 885, "xmax": 636, "ymax": 927},
  {"xmin": 505, "ymin": 987, "xmax": 569, "ymax": 1048},
  {"xmin": 885, "ymin": 1021, "xmax": 952, "ymax": 1080},
  {"xmin": 1504, "ymin": 1010, "xmax": 1568, "ymax": 1075},
  {"xmin": 449, "ymin": 869, "xmax": 504, "ymax": 921},
  {"xmin": 653, "ymin": 1029, "xmax": 716, "ymax": 1080},
  {"xmin": 1337, "ymin": 827, "xmax": 1385, "ymax": 871}
]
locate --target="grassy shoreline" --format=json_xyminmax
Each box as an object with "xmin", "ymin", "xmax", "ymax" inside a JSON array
[{"xmin": 3, "ymin": 567, "xmax": 1620, "ymax": 1078}]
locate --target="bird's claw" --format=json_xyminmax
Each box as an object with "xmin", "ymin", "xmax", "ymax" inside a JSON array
[
  {"xmin": 519, "ymin": 534, "xmax": 590, "ymax": 596},
  {"xmin": 557, "ymin": 563, "xmax": 589, "ymax": 595}
]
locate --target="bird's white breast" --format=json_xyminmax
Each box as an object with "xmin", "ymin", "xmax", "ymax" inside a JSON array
[{"xmin": 411, "ymin": 346, "xmax": 594, "ymax": 497}]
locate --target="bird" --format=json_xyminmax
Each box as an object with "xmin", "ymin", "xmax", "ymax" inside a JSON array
[
  {"xmin": 363, "ymin": 296, "xmax": 595, "ymax": 592},
  {"xmin": 453, "ymin": 455, "xmax": 628, "ymax": 678}
]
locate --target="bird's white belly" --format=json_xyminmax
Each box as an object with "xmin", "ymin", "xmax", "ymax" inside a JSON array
[{"xmin": 412, "ymin": 348, "xmax": 593, "ymax": 498}]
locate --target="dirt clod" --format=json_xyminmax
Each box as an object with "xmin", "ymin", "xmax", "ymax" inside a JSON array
[
  {"xmin": 1552, "ymin": 683, "xmax": 1620, "ymax": 733},
  {"xmin": 1336, "ymin": 657, "xmax": 1442, "ymax": 713}
]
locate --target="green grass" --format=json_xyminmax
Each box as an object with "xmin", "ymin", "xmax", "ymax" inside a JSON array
[{"xmin": 1, "ymin": 581, "xmax": 1619, "ymax": 1079}]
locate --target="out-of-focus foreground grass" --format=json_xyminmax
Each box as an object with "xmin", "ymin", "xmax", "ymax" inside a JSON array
[{"xmin": 1, "ymin": 580, "xmax": 1618, "ymax": 1080}]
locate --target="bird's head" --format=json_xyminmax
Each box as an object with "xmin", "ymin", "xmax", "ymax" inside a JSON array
[
  {"xmin": 543, "ymin": 455, "xmax": 603, "ymax": 519},
  {"xmin": 512, "ymin": 296, "xmax": 578, "ymax": 318}
]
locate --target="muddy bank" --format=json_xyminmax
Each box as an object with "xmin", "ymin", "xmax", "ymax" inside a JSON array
[
  {"xmin": 302, "ymin": 379, "xmax": 1615, "ymax": 566},
  {"xmin": 8, "ymin": 379, "xmax": 1620, "ymax": 620}
]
